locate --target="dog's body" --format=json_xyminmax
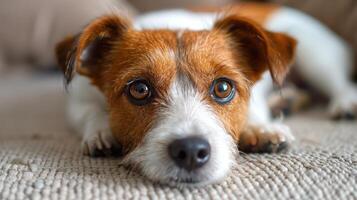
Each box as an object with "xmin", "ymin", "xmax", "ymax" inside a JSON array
[{"xmin": 57, "ymin": 3, "xmax": 357, "ymax": 185}]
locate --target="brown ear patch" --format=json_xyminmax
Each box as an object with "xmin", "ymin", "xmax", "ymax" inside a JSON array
[
  {"xmin": 55, "ymin": 35, "xmax": 78, "ymax": 84},
  {"xmin": 214, "ymin": 15, "xmax": 297, "ymax": 85},
  {"xmin": 54, "ymin": 15, "xmax": 131, "ymax": 85},
  {"xmin": 265, "ymin": 31, "xmax": 297, "ymax": 84},
  {"xmin": 75, "ymin": 15, "xmax": 130, "ymax": 78}
]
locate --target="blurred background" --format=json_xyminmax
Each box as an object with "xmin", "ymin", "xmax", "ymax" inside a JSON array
[
  {"xmin": 1, "ymin": 0, "xmax": 356, "ymax": 74},
  {"xmin": 0, "ymin": 0, "xmax": 356, "ymax": 135}
]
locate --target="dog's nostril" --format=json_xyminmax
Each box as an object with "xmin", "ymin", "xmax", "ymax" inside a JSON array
[
  {"xmin": 168, "ymin": 136, "xmax": 211, "ymax": 171},
  {"xmin": 197, "ymin": 149, "xmax": 208, "ymax": 160},
  {"xmin": 177, "ymin": 151, "xmax": 186, "ymax": 160}
]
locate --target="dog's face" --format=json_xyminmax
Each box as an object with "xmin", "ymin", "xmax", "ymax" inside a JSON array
[{"xmin": 56, "ymin": 15, "xmax": 296, "ymax": 185}]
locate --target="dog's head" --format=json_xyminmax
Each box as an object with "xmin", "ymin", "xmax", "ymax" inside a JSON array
[{"xmin": 56, "ymin": 14, "xmax": 296, "ymax": 185}]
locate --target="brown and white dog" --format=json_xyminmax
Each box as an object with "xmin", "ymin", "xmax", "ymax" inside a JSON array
[{"xmin": 56, "ymin": 3, "xmax": 357, "ymax": 186}]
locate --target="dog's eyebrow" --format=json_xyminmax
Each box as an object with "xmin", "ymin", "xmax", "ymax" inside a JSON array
[{"xmin": 213, "ymin": 60, "xmax": 236, "ymax": 73}]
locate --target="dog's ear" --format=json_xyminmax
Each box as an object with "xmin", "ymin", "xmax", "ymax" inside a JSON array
[
  {"xmin": 55, "ymin": 15, "xmax": 131, "ymax": 84},
  {"xmin": 55, "ymin": 35, "xmax": 78, "ymax": 84},
  {"xmin": 214, "ymin": 15, "xmax": 297, "ymax": 85},
  {"xmin": 55, "ymin": 36, "xmax": 76, "ymax": 73}
]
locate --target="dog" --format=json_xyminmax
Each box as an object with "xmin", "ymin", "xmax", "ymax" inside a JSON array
[{"xmin": 55, "ymin": 3, "xmax": 357, "ymax": 186}]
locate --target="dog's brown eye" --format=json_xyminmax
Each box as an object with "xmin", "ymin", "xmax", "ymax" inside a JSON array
[
  {"xmin": 210, "ymin": 78, "xmax": 235, "ymax": 104},
  {"xmin": 214, "ymin": 81, "xmax": 232, "ymax": 98},
  {"xmin": 130, "ymin": 82, "xmax": 149, "ymax": 99},
  {"xmin": 126, "ymin": 79, "xmax": 153, "ymax": 106}
]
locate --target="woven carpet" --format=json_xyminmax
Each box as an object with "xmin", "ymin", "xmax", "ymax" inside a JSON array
[{"xmin": 0, "ymin": 72, "xmax": 356, "ymax": 200}]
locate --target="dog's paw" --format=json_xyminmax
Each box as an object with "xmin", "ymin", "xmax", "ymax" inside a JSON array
[
  {"xmin": 329, "ymin": 87, "xmax": 357, "ymax": 120},
  {"xmin": 82, "ymin": 128, "xmax": 122, "ymax": 157},
  {"xmin": 239, "ymin": 123, "xmax": 295, "ymax": 153}
]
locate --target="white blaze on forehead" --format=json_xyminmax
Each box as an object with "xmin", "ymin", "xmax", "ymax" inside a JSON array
[
  {"xmin": 161, "ymin": 74, "xmax": 222, "ymax": 136},
  {"xmin": 177, "ymin": 30, "xmax": 184, "ymax": 40},
  {"xmin": 123, "ymin": 73, "xmax": 236, "ymax": 185}
]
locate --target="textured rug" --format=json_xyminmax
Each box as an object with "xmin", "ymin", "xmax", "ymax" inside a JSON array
[{"xmin": 0, "ymin": 72, "xmax": 356, "ymax": 200}]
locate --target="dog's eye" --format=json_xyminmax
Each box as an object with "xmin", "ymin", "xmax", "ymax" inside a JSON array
[
  {"xmin": 126, "ymin": 79, "xmax": 153, "ymax": 105},
  {"xmin": 210, "ymin": 78, "xmax": 235, "ymax": 104}
]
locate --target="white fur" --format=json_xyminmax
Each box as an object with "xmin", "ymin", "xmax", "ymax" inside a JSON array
[
  {"xmin": 67, "ymin": 7, "xmax": 354, "ymax": 184},
  {"xmin": 248, "ymin": 73, "xmax": 295, "ymax": 145},
  {"xmin": 248, "ymin": 73, "xmax": 273, "ymax": 124},
  {"xmin": 134, "ymin": 9, "xmax": 216, "ymax": 30},
  {"xmin": 123, "ymin": 74, "xmax": 236, "ymax": 185},
  {"xmin": 265, "ymin": 7, "xmax": 357, "ymax": 117},
  {"xmin": 67, "ymin": 76, "xmax": 117, "ymax": 155}
]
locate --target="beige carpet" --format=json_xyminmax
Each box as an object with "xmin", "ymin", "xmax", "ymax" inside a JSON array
[{"xmin": 0, "ymin": 72, "xmax": 356, "ymax": 200}]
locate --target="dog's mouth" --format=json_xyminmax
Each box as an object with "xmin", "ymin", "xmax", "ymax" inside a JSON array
[
  {"xmin": 168, "ymin": 177, "xmax": 200, "ymax": 184},
  {"xmin": 122, "ymin": 155, "xmax": 231, "ymax": 186},
  {"xmin": 165, "ymin": 168, "xmax": 213, "ymax": 186}
]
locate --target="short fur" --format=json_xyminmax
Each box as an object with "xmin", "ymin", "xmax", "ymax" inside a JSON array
[{"xmin": 55, "ymin": 4, "xmax": 357, "ymax": 185}]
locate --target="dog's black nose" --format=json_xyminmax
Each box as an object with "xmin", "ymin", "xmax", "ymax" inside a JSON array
[{"xmin": 168, "ymin": 136, "xmax": 210, "ymax": 171}]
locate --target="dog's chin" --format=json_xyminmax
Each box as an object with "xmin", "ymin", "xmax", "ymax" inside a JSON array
[
  {"xmin": 121, "ymin": 154, "xmax": 233, "ymax": 187},
  {"xmin": 121, "ymin": 136, "xmax": 236, "ymax": 187}
]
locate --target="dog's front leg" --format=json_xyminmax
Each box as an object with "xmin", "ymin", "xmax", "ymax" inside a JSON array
[
  {"xmin": 67, "ymin": 76, "xmax": 122, "ymax": 157},
  {"xmin": 239, "ymin": 75, "xmax": 295, "ymax": 153}
]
